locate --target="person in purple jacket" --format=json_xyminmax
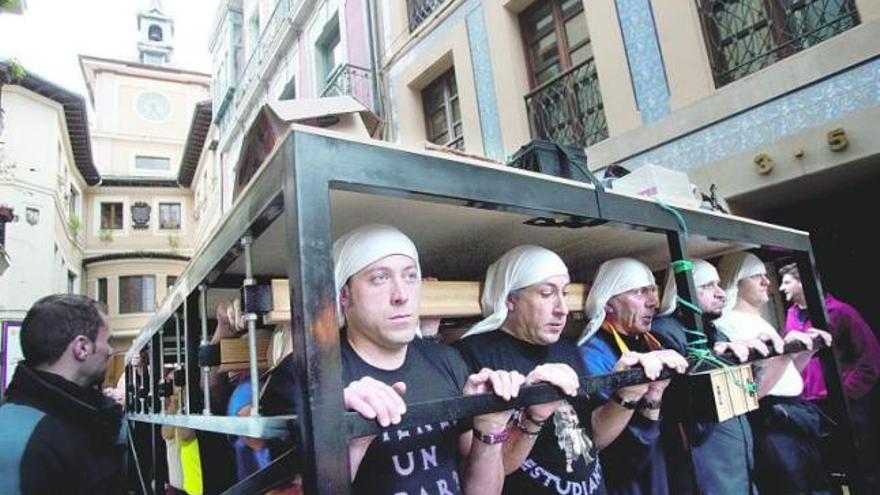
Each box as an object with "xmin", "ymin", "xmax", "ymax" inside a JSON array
[{"xmin": 778, "ymin": 263, "xmax": 880, "ymax": 491}]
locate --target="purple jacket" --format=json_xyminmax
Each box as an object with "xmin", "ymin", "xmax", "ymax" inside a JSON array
[{"xmin": 785, "ymin": 294, "xmax": 880, "ymax": 401}]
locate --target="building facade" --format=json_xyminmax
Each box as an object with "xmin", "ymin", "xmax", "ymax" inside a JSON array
[
  {"xmin": 0, "ymin": 1, "xmax": 211, "ymax": 362},
  {"xmin": 0, "ymin": 62, "xmax": 98, "ymax": 388}
]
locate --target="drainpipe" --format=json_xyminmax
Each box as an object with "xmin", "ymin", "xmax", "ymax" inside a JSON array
[{"xmin": 365, "ymin": 0, "xmax": 383, "ymax": 120}]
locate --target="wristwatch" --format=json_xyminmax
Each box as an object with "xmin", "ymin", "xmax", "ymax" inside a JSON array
[
  {"xmin": 473, "ymin": 427, "xmax": 511, "ymax": 445},
  {"xmin": 611, "ymin": 391, "xmax": 640, "ymax": 410}
]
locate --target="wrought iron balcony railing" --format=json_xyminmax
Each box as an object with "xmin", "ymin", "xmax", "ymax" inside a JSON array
[
  {"xmin": 698, "ymin": 0, "xmax": 859, "ymax": 87},
  {"xmin": 407, "ymin": 0, "xmax": 447, "ymax": 32},
  {"xmin": 319, "ymin": 63, "xmax": 374, "ymax": 111},
  {"xmin": 524, "ymin": 59, "xmax": 608, "ymax": 150}
]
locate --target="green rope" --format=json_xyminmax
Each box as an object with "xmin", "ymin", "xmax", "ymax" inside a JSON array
[
  {"xmin": 677, "ymin": 296, "xmax": 703, "ymax": 316},
  {"xmin": 653, "ymin": 199, "xmax": 756, "ymax": 393},
  {"xmin": 654, "ymin": 198, "xmax": 688, "ymax": 236},
  {"xmin": 671, "ymin": 260, "xmax": 693, "ymax": 274}
]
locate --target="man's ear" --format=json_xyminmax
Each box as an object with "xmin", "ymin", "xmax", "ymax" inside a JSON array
[
  {"xmin": 604, "ymin": 301, "xmax": 615, "ymax": 314},
  {"xmin": 339, "ymin": 284, "xmax": 351, "ymax": 310},
  {"xmin": 505, "ymin": 294, "xmax": 517, "ymax": 312},
  {"xmin": 70, "ymin": 335, "xmax": 92, "ymax": 361}
]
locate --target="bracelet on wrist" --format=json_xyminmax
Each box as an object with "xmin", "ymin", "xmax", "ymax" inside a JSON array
[
  {"xmin": 514, "ymin": 409, "xmax": 545, "ymax": 436},
  {"xmin": 473, "ymin": 427, "xmax": 511, "ymax": 445},
  {"xmin": 638, "ymin": 398, "xmax": 662, "ymax": 410},
  {"xmin": 611, "ymin": 391, "xmax": 640, "ymax": 410}
]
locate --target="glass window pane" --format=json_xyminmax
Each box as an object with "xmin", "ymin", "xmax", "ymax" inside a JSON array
[
  {"xmin": 522, "ymin": 3, "xmax": 554, "ymax": 39},
  {"xmin": 97, "ymin": 278, "xmax": 108, "ymax": 307},
  {"xmin": 135, "ymin": 156, "xmax": 171, "ymax": 171},
  {"xmin": 119, "ymin": 275, "xmax": 155, "ymax": 314},
  {"xmin": 564, "ymin": 14, "xmax": 590, "ymax": 51},
  {"xmin": 570, "ymin": 43, "xmax": 593, "ymax": 66},
  {"xmin": 101, "ymin": 203, "xmax": 123, "ymax": 230},
  {"xmin": 159, "ymin": 203, "xmax": 181, "ymax": 230},
  {"xmin": 561, "ymin": 0, "xmax": 584, "ymax": 18},
  {"xmin": 535, "ymin": 65, "xmax": 561, "ymax": 86}
]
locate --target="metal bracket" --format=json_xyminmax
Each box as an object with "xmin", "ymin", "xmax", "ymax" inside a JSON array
[{"xmin": 241, "ymin": 283, "xmax": 273, "ymax": 314}]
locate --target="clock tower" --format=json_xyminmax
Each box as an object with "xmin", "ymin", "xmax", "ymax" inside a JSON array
[{"xmin": 137, "ymin": 0, "xmax": 173, "ymax": 66}]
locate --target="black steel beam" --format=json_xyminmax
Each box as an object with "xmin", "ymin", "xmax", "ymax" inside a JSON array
[
  {"xmin": 599, "ymin": 191, "xmax": 812, "ymax": 251},
  {"xmin": 794, "ymin": 251, "xmax": 865, "ymax": 493},
  {"xmin": 665, "ymin": 231, "xmax": 705, "ymax": 346},
  {"xmin": 284, "ymin": 135, "xmax": 351, "ymax": 495},
  {"xmin": 346, "ymin": 335, "xmax": 828, "ymax": 439},
  {"xmin": 222, "ymin": 448, "xmax": 302, "ymax": 495}
]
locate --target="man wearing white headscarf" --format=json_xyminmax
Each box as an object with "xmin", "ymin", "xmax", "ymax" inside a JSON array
[
  {"xmin": 457, "ymin": 246, "xmax": 669, "ymax": 495},
  {"xmin": 265, "ymin": 224, "xmax": 526, "ymax": 495},
  {"xmin": 715, "ymin": 251, "xmax": 832, "ymax": 495},
  {"xmin": 579, "ymin": 258, "xmax": 688, "ymax": 495},
  {"xmin": 652, "ymin": 258, "xmax": 770, "ymax": 495}
]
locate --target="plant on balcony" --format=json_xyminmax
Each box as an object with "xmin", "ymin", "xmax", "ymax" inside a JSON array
[
  {"xmin": 99, "ymin": 228, "xmax": 114, "ymax": 244},
  {"xmin": 5, "ymin": 59, "xmax": 26, "ymax": 83},
  {"xmin": 67, "ymin": 213, "xmax": 81, "ymax": 237}
]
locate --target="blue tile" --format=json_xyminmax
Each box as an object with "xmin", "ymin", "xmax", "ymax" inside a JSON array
[{"xmin": 621, "ymin": 58, "xmax": 880, "ymax": 172}]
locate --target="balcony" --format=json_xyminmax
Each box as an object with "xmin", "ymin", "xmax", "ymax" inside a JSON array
[
  {"xmin": 407, "ymin": 0, "xmax": 447, "ymax": 32},
  {"xmin": 236, "ymin": 0, "xmax": 298, "ymax": 107},
  {"xmin": 524, "ymin": 59, "xmax": 608, "ymax": 150},
  {"xmin": 319, "ymin": 64, "xmax": 374, "ymax": 110},
  {"xmin": 698, "ymin": 0, "xmax": 860, "ymax": 87}
]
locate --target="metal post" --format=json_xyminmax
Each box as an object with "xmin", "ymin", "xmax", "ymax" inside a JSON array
[
  {"xmin": 159, "ymin": 326, "xmax": 165, "ymax": 414},
  {"xmin": 174, "ymin": 312, "xmax": 182, "ymax": 416},
  {"xmin": 183, "ymin": 298, "xmax": 191, "ymax": 415},
  {"xmin": 241, "ymin": 235, "xmax": 261, "ymax": 416},
  {"xmin": 795, "ymin": 251, "xmax": 864, "ymax": 493},
  {"xmin": 200, "ymin": 284, "xmax": 212, "ymax": 415},
  {"xmin": 665, "ymin": 231, "xmax": 705, "ymax": 343},
  {"xmin": 148, "ymin": 340, "xmax": 156, "ymax": 414}
]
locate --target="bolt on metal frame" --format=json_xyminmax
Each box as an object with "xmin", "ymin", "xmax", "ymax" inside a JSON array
[{"xmin": 124, "ymin": 128, "xmax": 865, "ymax": 494}]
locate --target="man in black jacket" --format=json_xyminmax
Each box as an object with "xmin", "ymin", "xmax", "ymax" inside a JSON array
[{"xmin": 0, "ymin": 294, "xmax": 125, "ymax": 495}]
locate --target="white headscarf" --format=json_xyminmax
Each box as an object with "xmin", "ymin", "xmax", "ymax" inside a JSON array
[
  {"xmin": 581, "ymin": 258, "xmax": 656, "ymax": 345},
  {"xmin": 332, "ymin": 224, "xmax": 421, "ymax": 327},
  {"xmin": 658, "ymin": 258, "xmax": 720, "ymax": 315},
  {"xmin": 717, "ymin": 252, "xmax": 766, "ymax": 311},
  {"xmin": 463, "ymin": 245, "xmax": 569, "ymax": 338}
]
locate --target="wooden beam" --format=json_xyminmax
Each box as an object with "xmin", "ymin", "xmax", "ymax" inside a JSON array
[{"xmin": 265, "ymin": 279, "xmax": 587, "ymax": 324}]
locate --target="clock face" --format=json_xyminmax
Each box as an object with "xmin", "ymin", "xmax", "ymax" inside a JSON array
[{"xmin": 136, "ymin": 92, "xmax": 172, "ymax": 121}]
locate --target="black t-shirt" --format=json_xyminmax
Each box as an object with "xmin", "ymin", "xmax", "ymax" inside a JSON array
[
  {"xmin": 455, "ymin": 331, "xmax": 606, "ymax": 495},
  {"xmin": 344, "ymin": 337, "xmax": 472, "ymax": 495}
]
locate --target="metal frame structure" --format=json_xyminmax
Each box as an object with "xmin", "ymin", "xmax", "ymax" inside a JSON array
[{"xmin": 125, "ymin": 127, "xmax": 864, "ymax": 494}]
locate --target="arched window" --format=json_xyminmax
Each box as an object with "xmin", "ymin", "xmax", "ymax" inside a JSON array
[{"xmin": 148, "ymin": 25, "xmax": 163, "ymax": 42}]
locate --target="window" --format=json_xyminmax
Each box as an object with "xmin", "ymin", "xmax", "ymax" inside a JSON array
[
  {"xmin": 520, "ymin": 0, "xmax": 607, "ymax": 148},
  {"xmin": 68, "ymin": 186, "xmax": 79, "ymax": 217},
  {"xmin": 148, "ymin": 24, "xmax": 164, "ymax": 42},
  {"xmin": 159, "ymin": 203, "xmax": 182, "ymax": 230},
  {"xmin": 135, "ymin": 156, "xmax": 171, "ymax": 171},
  {"xmin": 316, "ymin": 16, "xmax": 342, "ymax": 88},
  {"xmin": 422, "ymin": 69, "xmax": 463, "ymax": 149},
  {"xmin": 698, "ymin": 0, "xmax": 859, "ymax": 87},
  {"xmin": 279, "ymin": 76, "xmax": 296, "ymax": 100},
  {"xmin": 97, "ymin": 278, "xmax": 108, "ymax": 307},
  {"xmin": 520, "ymin": 0, "xmax": 592, "ymax": 88},
  {"xmin": 67, "ymin": 271, "xmax": 77, "ymax": 294},
  {"xmin": 407, "ymin": 0, "xmax": 447, "ymax": 32},
  {"xmin": 119, "ymin": 275, "xmax": 156, "ymax": 314},
  {"xmin": 166, "ymin": 275, "xmax": 178, "ymax": 289},
  {"xmin": 100, "ymin": 202, "xmax": 124, "ymax": 230}
]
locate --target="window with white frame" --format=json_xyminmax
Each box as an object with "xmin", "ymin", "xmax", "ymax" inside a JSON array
[
  {"xmin": 135, "ymin": 155, "xmax": 171, "ymax": 171},
  {"xmin": 159, "ymin": 202, "xmax": 182, "ymax": 230}
]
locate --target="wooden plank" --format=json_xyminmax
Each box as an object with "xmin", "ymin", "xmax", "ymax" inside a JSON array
[
  {"xmin": 220, "ymin": 336, "xmax": 272, "ymax": 364},
  {"xmin": 265, "ymin": 279, "xmax": 588, "ymax": 323}
]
